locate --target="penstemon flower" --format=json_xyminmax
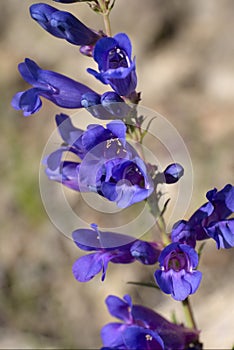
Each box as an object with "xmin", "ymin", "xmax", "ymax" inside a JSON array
[
  {"xmin": 30, "ymin": 3, "xmax": 101, "ymax": 46},
  {"xmin": 72, "ymin": 224, "xmax": 161, "ymax": 282},
  {"xmin": 11, "ymin": 58, "xmax": 98, "ymax": 116},
  {"xmin": 101, "ymin": 294, "xmax": 200, "ymax": 350},
  {"xmin": 154, "ymin": 243, "xmax": 202, "ymax": 301},
  {"xmin": 44, "ymin": 114, "xmax": 155, "ymax": 207},
  {"xmin": 11, "ymin": 0, "xmax": 234, "ymax": 348},
  {"xmin": 87, "ymin": 33, "xmax": 137, "ymax": 97},
  {"xmin": 171, "ymin": 184, "xmax": 234, "ymax": 248}
]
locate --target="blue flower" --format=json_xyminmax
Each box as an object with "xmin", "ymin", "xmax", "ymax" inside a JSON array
[
  {"xmin": 87, "ymin": 33, "xmax": 137, "ymax": 97},
  {"xmin": 101, "ymin": 157, "xmax": 154, "ymax": 208},
  {"xmin": 101, "ymin": 294, "xmax": 200, "ymax": 350},
  {"xmin": 154, "ymin": 243, "xmax": 202, "ymax": 301},
  {"xmin": 11, "ymin": 58, "xmax": 97, "ymax": 116},
  {"xmin": 163, "ymin": 163, "xmax": 184, "ymax": 184},
  {"xmin": 171, "ymin": 184, "xmax": 234, "ymax": 248},
  {"xmin": 44, "ymin": 115, "xmax": 154, "ymax": 207},
  {"xmin": 30, "ymin": 3, "xmax": 100, "ymax": 46},
  {"xmin": 72, "ymin": 225, "xmax": 161, "ymax": 282}
]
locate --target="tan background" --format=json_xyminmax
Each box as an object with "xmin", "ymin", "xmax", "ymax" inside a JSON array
[{"xmin": 1, "ymin": 0, "xmax": 234, "ymax": 348}]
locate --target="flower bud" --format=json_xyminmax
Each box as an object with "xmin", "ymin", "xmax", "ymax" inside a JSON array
[{"xmin": 163, "ymin": 163, "xmax": 184, "ymax": 184}]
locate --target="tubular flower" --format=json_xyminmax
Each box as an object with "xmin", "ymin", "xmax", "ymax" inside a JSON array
[
  {"xmin": 154, "ymin": 243, "xmax": 202, "ymax": 301},
  {"xmin": 30, "ymin": 3, "xmax": 100, "ymax": 46},
  {"xmin": 72, "ymin": 225, "xmax": 161, "ymax": 282},
  {"xmin": 44, "ymin": 115, "xmax": 154, "ymax": 208},
  {"xmin": 101, "ymin": 294, "xmax": 200, "ymax": 350},
  {"xmin": 171, "ymin": 184, "xmax": 234, "ymax": 248},
  {"xmin": 87, "ymin": 33, "xmax": 137, "ymax": 97},
  {"xmin": 11, "ymin": 58, "xmax": 97, "ymax": 116}
]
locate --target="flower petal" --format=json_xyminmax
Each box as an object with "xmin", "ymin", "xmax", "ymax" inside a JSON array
[{"xmin": 72, "ymin": 253, "xmax": 103, "ymax": 282}]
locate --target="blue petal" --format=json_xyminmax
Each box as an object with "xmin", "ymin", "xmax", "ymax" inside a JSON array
[
  {"xmin": 105, "ymin": 295, "xmax": 132, "ymax": 322},
  {"xmin": 72, "ymin": 226, "xmax": 134, "ymax": 250},
  {"xmin": 18, "ymin": 58, "xmax": 42, "ymax": 86},
  {"xmin": 55, "ymin": 113, "xmax": 83, "ymax": 146},
  {"xmin": 130, "ymin": 241, "xmax": 160, "ymax": 264},
  {"xmin": 38, "ymin": 69, "xmax": 96, "ymax": 108},
  {"xmin": 183, "ymin": 270, "xmax": 202, "ymax": 294},
  {"xmin": 206, "ymin": 219, "xmax": 234, "ymax": 249},
  {"xmin": 30, "ymin": 4, "xmax": 64, "ymax": 39},
  {"xmin": 11, "ymin": 89, "xmax": 42, "ymax": 116},
  {"xmin": 179, "ymin": 244, "xmax": 199, "ymax": 269},
  {"xmin": 171, "ymin": 270, "xmax": 191, "ymax": 301},
  {"xmin": 154, "ymin": 270, "xmax": 173, "ymax": 295},
  {"xmin": 123, "ymin": 325, "xmax": 164, "ymax": 350},
  {"xmin": 106, "ymin": 120, "xmax": 127, "ymax": 143},
  {"xmin": 171, "ymin": 220, "xmax": 196, "ymax": 248},
  {"xmin": 72, "ymin": 253, "xmax": 103, "ymax": 282},
  {"xmin": 50, "ymin": 10, "xmax": 100, "ymax": 45},
  {"xmin": 93, "ymin": 36, "xmax": 117, "ymax": 71},
  {"xmin": 101, "ymin": 323, "xmax": 126, "ymax": 349},
  {"xmin": 114, "ymin": 33, "xmax": 132, "ymax": 59}
]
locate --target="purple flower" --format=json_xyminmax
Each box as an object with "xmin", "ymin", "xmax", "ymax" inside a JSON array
[
  {"xmin": 11, "ymin": 58, "xmax": 97, "ymax": 116},
  {"xmin": 154, "ymin": 243, "xmax": 202, "ymax": 301},
  {"xmin": 100, "ymin": 157, "xmax": 154, "ymax": 208},
  {"xmin": 163, "ymin": 163, "xmax": 184, "ymax": 184},
  {"xmin": 44, "ymin": 115, "xmax": 154, "ymax": 207},
  {"xmin": 87, "ymin": 33, "xmax": 137, "ymax": 97},
  {"xmin": 171, "ymin": 184, "xmax": 234, "ymax": 248},
  {"xmin": 72, "ymin": 225, "xmax": 161, "ymax": 282},
  {"xmin": 30, "ymin": 3, "xmax": 100, "ymax": 46},
  {"xmin": 101, "ymin": 294, "xmax": 200, "ymax": 350}
]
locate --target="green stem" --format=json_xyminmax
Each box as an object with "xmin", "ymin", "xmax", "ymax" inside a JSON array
[
  {"xmin": 157, "ymin": 215, "xmax": 170, "ymax": 246},
  {"xmin": 182, "ymin": 297, "xmax": 197, "ymax": 329},
  {"xmin": 97, "ymin": 0, "xmax": 112, "ymax": 36}
]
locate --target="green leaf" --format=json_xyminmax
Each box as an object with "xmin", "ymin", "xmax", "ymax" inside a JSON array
[{"xmin": 160, "ymin": 198, "xmax": 171, "ymax": 217}]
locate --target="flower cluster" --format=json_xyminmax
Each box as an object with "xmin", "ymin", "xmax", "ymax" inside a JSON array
[
  {"xmin": 12, "ymin": 1, "xmax": 234, "ymax": 349},
  {"xmin": 44, "ymin": 114, "xmax": 154, "ymax": 208},
  {"xmin": 12, "ymin": 3, "xmax": 137, "ymax": 116},
  {"xmin": 171, "ymin": 184, "xmax": 234, "ymax": 249},
  {"xmin": 101, "ymin": 294, "xmax": 200, "ymax": 350}
]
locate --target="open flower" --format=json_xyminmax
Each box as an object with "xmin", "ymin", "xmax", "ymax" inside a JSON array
[
  {"xmin": 101, "ymin": 294, "xmax": 200, "ymax": 350},
  {"xmin": 72, "ymin": 225, "xmax": 161, "ymax": 282},
  {"xmin": 171, "ymin": 184, "xmax": 234, "ymax": 248},
  {"xmin": 11, "ymin": 58, "xmax": 97, "ymax": 116},
  {"xmin": 44, "ymin": 115, "xmax": 154, "ymax": 207},
  {"xmin": 30, "ymin": 3, "xmax": 100, "ymax": 46},
  {"xmin": 87, "ymin": 33, "xmax": 137, "ymax": 97},
  {"xmin": 154, "ymin": 243, "xmax": 202, "ymax": 301}
]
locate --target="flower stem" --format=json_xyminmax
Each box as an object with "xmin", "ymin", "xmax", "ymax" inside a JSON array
[
  {"xmin": 182, "ymin": 297, "xmax": 198, "ymax": 330},
  {"xmin": 97, "ymin": 0, "xmax": 112, "ymax": 36}
]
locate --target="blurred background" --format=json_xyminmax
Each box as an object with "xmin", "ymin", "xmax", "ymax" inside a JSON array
[{"xmin": 1, "ymin": 0, "xmax": 234, "ymax": 348}]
